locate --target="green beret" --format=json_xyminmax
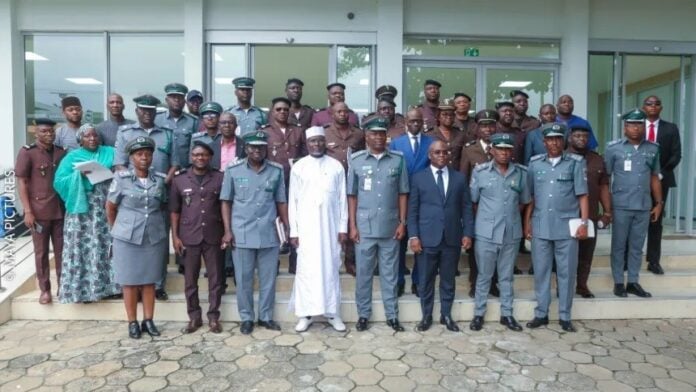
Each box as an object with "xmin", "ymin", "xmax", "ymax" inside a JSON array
[
  {"xmin": 242, "ymin": 131, "xmax": 268, "ymax": 145},
  {"xmin": 164, "ymin": 83, "xmax": 188, "ymax": 96},
  {"xmin": 125, "ymin": 136, "xmax": 156, "ymax": 154},
  {"xmin": 491, "ymin": 133, "xmax": 515, "ymax": 148},
  {"xmin": 542, "ymin": 123, "xmax": 567, "ymax": 138},
  {"xmin": 375, "ymin": 85, "xmax": 398, "ymax": 100},
  {"xmin": 199, "ymin": 101, "xmax": 223, "ymax": 115},
  {"xmin": 233, "ymin": 77, "xmax": 255, "ymax": 89},
  {"xmin": 622, "ymin": 108, "xmax": 647, "ymax": 123},
  {"xmin": 133, "ymin": 94, "xmax": 161, "ymax": 109},
  {"xmin": 474, "ymin": 109, "xmax": 499, "ymax": 124},
  {"xmin": 363, "ymin": 117, "xmax": 389, "ymax": 132}
]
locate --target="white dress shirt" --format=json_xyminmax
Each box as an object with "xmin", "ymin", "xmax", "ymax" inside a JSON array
[
  {"xmin": 430, "ymin": 165, "xmax": 449, "ymax": 194},
  {"xmin": 409, "ymin": 133, "xmax": 422, "ymax": 153}
]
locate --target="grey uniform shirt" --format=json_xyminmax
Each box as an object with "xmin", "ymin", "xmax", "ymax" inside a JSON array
[
  {"xmin": 226, "ymin": 105, "xmax": 268, "ymax": 136},
  {"xmin": 190, "ymin": 131, "xmax": 222, "ymax": 151},
  {"xmin": 107, "ymin": 170, "xmax": 168, "ymax": 246},
  {"xmin": 347, "ymin": 149, "xmax": 409, "ymax": 239},
  {"xmin": 470, "ymin": 161, "xmax": 531, "ymax": 244},
  {"xmin": 527, "ymin": 153, "xmax": 588, "ymax": 240},
  {"xmin": 114, "ymin": 124, "xmax": 177, "ymax": 173},
  {"xmin": 155, "ymin": 111, "xmax": 199, "ymax": 168},
  {"xmin": 54, "ymin": 124, "xmax": 80, "ymax": 152},
  {"xmin": 220, "ymin": 158, "xmax": 286, "ymax": 249},
  {"xmin": 604, "ymin": 138, "xmax": 660, "ymax": 211},
  {"xmin": 96, "ymin": 118, "xmax": 136, "ymax": 147}
]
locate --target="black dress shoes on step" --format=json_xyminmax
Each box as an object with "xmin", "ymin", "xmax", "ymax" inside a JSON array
[
  {"xmin": 155, "ymin": 289, "xmax": 169, "ymax": 301},
  {"xmin": 526, "ymin": 317, "xmax": 549, "ymax": 329},
  {"xmin": 397, "ymin": 283, "xmax": 405, "ymax": 298},
  {"xmin": 141, "ymin": 319, "xmax": 160, "ymax": 336},
  {"xmin": 258, "ymin": 320, "xmax": 281, "ymax": 331},
  {"xmin": 440, "ymin": 316, "xmax": 460, "ymax": 332},
  {"xmin": 626, "ymin": 283, "xmax": 652, "ymax": 298},
  {"xmin": 240, "ymin": 320, "xmax": 254, "ymax": 335},
  {"xmin": 559, "ymin": 320, "xmax": 577, "ymax": 332},
  {"xmin": 500, "ymin": 316, "xmax": 523, "ymax": 331},
  {"xmin": 613, "ymin": 284, "xmax": 627, "ymax": 297},
  {"xmin": 386, "ymin": 318, "xmax": 405, "ymax": 332},
  {"xmin": 647, "ymin": 263, "xmax": 664, "ymax": 275},
  {"xmin": 411, "ymin": 284, "xmax": 419, "ymax": 297},
  {"xmin": 128, "ymin": 321, "xmax": 141, "ymax": 339},
  {"xmin": 416, "ymin": 316, "xmax": 433, "ymax": 332},
  {"xmin": 356, "ymin": 317, "xmax": 369, "ymax": 332},
  {"xmin": 469, "ymin": 316, "xmax": 484, "ymax": 331}
]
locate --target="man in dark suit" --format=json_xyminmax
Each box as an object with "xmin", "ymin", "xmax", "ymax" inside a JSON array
[
  {"xmin": 408, "ymin": 140, "xmax": 474, "ymax": 332},
  {"xmin": 389, "ymin": 108, "xmax": 434, "ymax": 297},
  {"xmin": 643, "ymin": 95, "xmax": 682, "ymax": 274}
]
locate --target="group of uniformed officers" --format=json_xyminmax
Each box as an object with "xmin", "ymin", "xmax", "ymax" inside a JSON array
[{"xmin": 17, "ymin": 75, "xmax": 676, "ymax": 337}]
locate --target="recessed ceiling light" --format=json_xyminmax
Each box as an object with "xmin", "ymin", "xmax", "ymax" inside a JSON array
[
  {"xmin": 65, "ymin": 78, "xmax": 102, "ymax": 85},
  {"xmin": 215, "ymin": 78, "xmax": 233, "ymax": 85},
  {"xmin": 499, "ymin": 81, "xmax": 531, "ymax": 88},
  {"xmin": 25, "ymin": 51, "xmax": 48, "ymax": 61}
]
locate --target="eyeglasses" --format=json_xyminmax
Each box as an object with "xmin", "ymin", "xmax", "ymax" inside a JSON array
[
  {"xmin": 202, "ymin": 114, "xmax": 219, "ymax": 119},
  {"xmin": 644, "ymin": 101, "xmax": 661, "ymax": 106},
  {"xmin": 219, "ymin": 121, "xmax": 236, "ymax": 125}
]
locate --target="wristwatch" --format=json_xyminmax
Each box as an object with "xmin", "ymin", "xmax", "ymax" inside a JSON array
[
  {"xmin": 655, "ymin": 200, "xmax": 664, "ymax": 205},
  {"xmin": 579, "ymin": 219, "xmax": 589, "ymax": 226},
  {"xmin": 399, "ymin": 220, "xmax": 407, "ymax": 226}
]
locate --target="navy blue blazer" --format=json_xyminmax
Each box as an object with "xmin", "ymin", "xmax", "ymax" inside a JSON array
[
  {"xmin": 407, "ymin": 167, "xmax": 474, "ymax": 248},
  {"xmin": 389, "ymin": 133, "xmax": 433, "ymax": 177}
]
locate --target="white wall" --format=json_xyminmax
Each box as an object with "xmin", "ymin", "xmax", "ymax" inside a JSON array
[{"xmin": 590, "ymin": 0, "xmax": 696, "ymax": 41}]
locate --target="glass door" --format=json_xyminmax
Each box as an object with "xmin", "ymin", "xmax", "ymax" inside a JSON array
[{"xmin": 403, "ymin": 64, "xmax": 477, "ymax": 111}]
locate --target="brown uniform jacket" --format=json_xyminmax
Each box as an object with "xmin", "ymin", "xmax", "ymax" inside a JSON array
[
  {"xmin": 15, "ymin": 144, "xmax": 66, "ymax": 220},
  {"xmin": 514, "ymin": 114, "xmax": 542, "ymax": 133},
  {"xmin": 454, "ymin": 116, "xmax": 477, "ymax": 142},
  {"xmin": 425, "ymin": 127, "xmax": 468, "ymax": 170},
  {"xmin": 169, "ymin": 168, "xmax": 224, "ymax": 246},
  {"xmin": 324, "ymin": 124, "xmax": 365, "ymax": 171},
  {"xmin": 418, "ymin": 103, "xmax": 439, "ymax": 130},
  {"xmin": 572, "ymin": 149, "xmax": 609, "ymax": 221},
  {"xmin": 496, "ymin": 123, "xmax": 525, "ymax": 164},
  {"xmin": 290, "ymin": 105, "xmax": 314, "ymax": 129},
  {"xmin": 459, "ymin": 139, "xmax": 492, "ymax": 179},
  {"xmin": 262, "ymin": 123, "xmax": 306, "ymax": 183}
]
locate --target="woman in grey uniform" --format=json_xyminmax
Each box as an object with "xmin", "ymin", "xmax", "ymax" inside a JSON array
[{"xmin": 106, "ymin": 136, "xmax": 168, "ymax": 339}]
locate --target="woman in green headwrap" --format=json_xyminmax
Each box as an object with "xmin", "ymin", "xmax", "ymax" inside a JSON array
[{"xmin": 54, "ymin": 123, "xmax": 120, "ymax": 303}]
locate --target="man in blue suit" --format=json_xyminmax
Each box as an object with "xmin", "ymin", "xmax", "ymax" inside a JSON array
[
  {"xmin": 408, "ymin": 140, "xmax": 474, "ymax": 332},
  {"xmin": 389, "ymin": 108, "xmax": 434, "ymax": 297}
]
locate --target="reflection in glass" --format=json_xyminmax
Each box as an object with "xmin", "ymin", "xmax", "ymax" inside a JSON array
[
  {"xmin": 24, "ymin": 34, "xmax": 106, "ymax": 141},
  {"xmin": 485, "ymin": 69, "xmax": 553, "ymax": 117},
  {"xmin": 404, "ymin": 38, "xmax": 559, "ymax": 59},
  {"xmin": 623, "ymin": 55, "xmax": 681, "ymax": 121},
  {"xmin": 110, "ymin": 34, "xmax": 184, "ymax": 113},
  {"xmin": 253, "ymin": 45, "xmax": 329, "ymax": 110},
  {"xmin": 337, "ymin": 46, "xmax": 371, "ymax": 116},
  {"xmin": 588, "ymin": 54, "xmax": 614, "ymax": 149},
  {"xmin": 211, "ymin": 45, "xmax": 246, "ymax": 108},
  {"xmin": 404, "ymin": 66, "xmax": 476, "ymax": 110}
]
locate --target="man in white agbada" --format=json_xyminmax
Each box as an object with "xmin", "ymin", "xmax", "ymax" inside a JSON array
[{"xmin": 289, "ymin": 126, "xmax": 348, "ymax": 332}]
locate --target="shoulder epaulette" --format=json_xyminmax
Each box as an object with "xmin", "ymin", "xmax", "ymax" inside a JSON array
[
  {"xmin": 191, "ymin": 131, "xmax": 206, "ymax": 138},
  {"xmin": 259, "ymin": 124, "xmax": 271, "ymax": 130},
  {"xmin": 530, "ymin": 154, "xmax": 545, "ymax": 162},
  {"xmin": 566, "ymin": 153, "xmax": 584, "ymax": 162},
  {"xmin": 323, "ymin": 123, "xmax": 332, "ymax": 129},
  {"xmin": 315, "ymin": 107, "xmax": 327, "ymax": 113},
  {"xmin": 514, "ymin": 163, "xmax": 528, "ymax": 171},
  {"xmin": 226, "ymin": 158, "xmax": 246, "ymax": 170},
  {"xmin": 351, "ymin": 150, "xmax": 368, "ymax": 159},
  {"xmin": 117, "ymin": 170, "xmax": 132, "ymax": 178},
  {"xmin": 174, "ymin": 168, "xmax": 187, "ymax": 176},
  {"xmin": 118, "ymin": 123, "xmax": 135, "ymax": 132},
  {"xmin": 22, "ymin": 143, "xmax": 35, "ymax": 150},
  {"xmin": 154, "ymin": 171, "xmax": 167, "ymax": 178},
  {"xmin": 389, "ymin": 149, "xmax": 404, "ymax": 156},
  {"xmin": 464, "ymin": 140, "xmax": 477, "ymax": 147},
  {"xmin": 607, "ymin": 139, "xmax": 622, "ymax": 147},
  {"xmin": 474, "ymin": 161, "xmax": 491, "ymax": 172},
  {"xmin": 423, "ymin": 127, "xmax": 434, "ymax": 133},
  {"xmin": 267, "ymin": 160, "xmax": 283, "ymax": 170}
]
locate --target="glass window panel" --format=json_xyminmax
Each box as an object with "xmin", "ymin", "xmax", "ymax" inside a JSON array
[
  {"xmin": 588, "ymin": 54, "xmax": 615, "ymax": 149},
  {"xmin": 211, "ymin": 45, "xmax": 246, "ymax": 108},
  {"xmin": 24, "ymin": 34, "xmax": 106, "ymax": 140},
  {"xmin": 337, "ymin": 46, "xmax": 372, "ymax": 116},
  {"xmin": 622, "ymin": 55, "xmax": 681, "ymax": 122},
  {"xmin": 110, "ymin": 34, "xmax": 184, "ymax": 113},
  {"xmin": 253, "ymin": 45, "xmax": 329, "ymax": 111},
  {"xmin": 404, "ymin": 37, "xmax": 559, "ymax": 59},
  {"xmin": 403, "ymin": 66, "xmax": 477, "ymax": 111},
  {"xmin": 485, "ymin": 68, "xmax": 553, "ymax": 116}
]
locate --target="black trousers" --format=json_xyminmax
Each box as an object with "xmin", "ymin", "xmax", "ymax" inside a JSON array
[
  {"xmin": 647, "ymin": 184, "xmax": 670, "ymax": 265},
  {"xmin": 417, "ymin": 240, "xmax": 459, "ymax": 318}
]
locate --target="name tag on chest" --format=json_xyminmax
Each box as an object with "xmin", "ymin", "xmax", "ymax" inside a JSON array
[{"xmin": 624, "ymin": 160, "xmax": 632, "ymax": 172}]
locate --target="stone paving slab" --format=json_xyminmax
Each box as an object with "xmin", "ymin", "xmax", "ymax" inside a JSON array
[{"xmin": 0, "ymin": 319, "xmax": 694, "ymax": 391}]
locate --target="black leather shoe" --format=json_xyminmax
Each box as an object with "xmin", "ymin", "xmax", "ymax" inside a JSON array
[
  {"xmin": 141, "ymin": 319, "xmax": 160, "ymax": 337},
  {"xmin": 528, "ymin": 265, "xmax": 534, "ymax": 275},
  {"xmin": 155, "ymin": 289, "xmax": 169, "ymax": 301},
  {"xmin": 356, "ymin": 317, "xmax": 369, "ymax": 332},
  {"xmin": 397, "ymin": 283, "xmax": 405, "ymax": 298},
  {"xmin": 404, "ymin": 267, "xmax": 411, "ymax": 275},
  {"xmin": 128, "ymin": 321, "xmax": 141, "ymax": 339},
  {"xmin": 416, "ymin": 316, "xmax": 432, "ymax": 332},
  {"xmin": 178, "ymin": 265, "xmax": 185, "ymax": 274},
  {"xmin": 440, "ymin": 316, "xmax": 460, "ymax": 332},
  {"xmin": 240, "ymin": 321, "xmax": 254, "ymax": 335},
  {"xmin": 626, "ymin": 283, "xmax": 652, "ymax": 298},
  {"xmin": 469, "ymin": 316, "xmax": 484, "ymax": 331},
  {"xmin": 386, "ymin": 318, "xmax": 405, "ymax": 332},
  {"xmin": 411, "ymin": 284, "xmax": 419, "ymax": 297},
  {"xmin": 455, "ymin": 269, "xmax": 461, "ymax": 277},
  {"xmin": 181, "ymin": 319, "xmax": 203, "ymax": 334},
  {"xmin": 613, "ymin": 284, "xmax": 627, "ymax": 297},
  {"xmin": 468, "ymin": 287, "xmax": 475, "ymax": 298},
  {"xmin": 500, "ymin": 316, "xmax": 523, "ymax": 331},
  {"xmin": 576, "ymin": 288, "xmax": 595, "ymax": 299},
  {"xmin": 258, "ymin": 320, "xmax": 281, "ymax": 331},
  {"xmin": 225, "ymin": 267, "xmax": 235, "ymax": 277},
  {"xmin": 513, "ymin": 266, "xmax": 523, "ymax": 275},
  {"xmin": 490, "ymin": 285, "xmax": 500, "ymax": 298},
  {"xmin": 526, "ymin": 317, "xmax": 549, "ymax": 329},
  {"xmin": 647, "ymin": 263, "xmax": 664, "ymax": 275},
  {"xmin": 559, "ymin": 320, "xmax": 577, "ymax": 332}
]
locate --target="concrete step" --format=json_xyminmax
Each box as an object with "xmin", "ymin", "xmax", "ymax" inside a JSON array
[{"xmin": 12, "ymin": 287, "xmax": 696, "ymax": 323}]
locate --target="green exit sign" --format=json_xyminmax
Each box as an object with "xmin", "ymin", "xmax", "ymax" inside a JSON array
[{"xmin": 464, "ymin": 47, "xmax": 479, "ymax": 57}]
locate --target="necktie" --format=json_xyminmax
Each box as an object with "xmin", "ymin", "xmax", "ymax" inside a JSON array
[
  {"xmin": 437, "ymin": 169, "xmax": 445, "ymax": 201},
  {"xmin": 412, "ymin": 136, "xmax": 419, "ymax": 154},
  {"xmin": 648, "ymin": 122, "xmax": 656, "ymax": 142},
  {"xmin": 484, "ymin": 144, "xmax": 491, "ymax": 159}
]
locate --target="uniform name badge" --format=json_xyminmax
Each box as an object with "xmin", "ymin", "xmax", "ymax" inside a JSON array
[
  {"xmin": 624, "ymin": 160, "xmax": 632, "ymax": 172},
  {"xmin": 364, "ymin": 177, "xmax": 372, "ymax": 191}
]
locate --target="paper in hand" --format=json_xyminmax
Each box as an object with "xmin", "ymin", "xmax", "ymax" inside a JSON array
[
  {"xmin": 569, "ymin": 218, "xmax": 595, "ymax": 238},
  {"xmin": 73, "ymin": 160, "xmax": 114, "ymax": 185}
]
